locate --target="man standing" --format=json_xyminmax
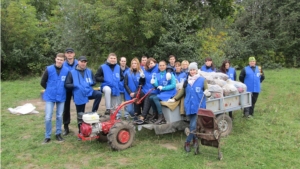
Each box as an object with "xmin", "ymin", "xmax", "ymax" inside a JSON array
[
  {"xmin": 118, "ymin": 57, "xmax": 130, "ymax": 119},
  {"xmin": 62, "ymin": 48, "xmax": 78, "ymax": 136},
  {"xmin": 95, "ymin": 53, "xmax": 124, "ymax": 115},
  {"xmin": 167, "ymin": 55, "xmax": 176, "ymax": 72},
  {"xmin": 65, "ymin": 56, "xmax": 102, "ymax": 139},
  {"xmin": 40, "ymin": 53, "xmax": 69, "ymax": 144},
  {"xmin": 140, "ymin": 56, "xmax": 148, "ymax": 71},
  {"xmin": 239, "ymin": 57, "xmax": 265, "ymax": 118}
]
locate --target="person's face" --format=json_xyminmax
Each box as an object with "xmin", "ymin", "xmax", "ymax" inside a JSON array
[
  {"xmin": 189, "ymin": 69, "xmax": 197, "ymax": 76},
  {"xmin": 108, "ymin": 56, "xmax": 117, "ymax": 64},
  {"xmin": 65, "ymin": 52, "xmax": 75, "ymax": 60},
  {"xmin": 120, "ymin": 58, "xmax": 126, "ymax": 67},
  {"xmin": 159, "ymin": 62, "xmax": 166, "ymax": 71},
  {"xmin": 55, "ymin": 57, "xmax": 65, "ymax": 67},
  {"xmin": 175, "ymin": 65, "xmax": 181, "ymax": 72},
  {"xmin": 78, "ymin": 60, "xmax": 87, "ymax": 69},
  {"xmin": 225, "ymin": 63, "xmax": 230, "ymax": 69},
  {"xmin": 182, "ymin": 62, "xmax": 188, "ymax": 69},
  {"xmin": 169, "ymin": 57, "xmax": 175, "ymax": 64},
  {"xmin": 141, "ymin": 58, "xmax": 147, "ymax": 65},
  {"xmin": 249, "ymin": 61, "xmax": 256, "ymax": 67},
  {"xmin": 131, "ymin": 60, "xmax": 137, "ymax": 69},
  {"xmin": 148, "ymin": 61, "xmax": 155, "ymax": 69},
  {"xmin": 205, "ymin": 60, "xmax": 212, "ymax": 67}
]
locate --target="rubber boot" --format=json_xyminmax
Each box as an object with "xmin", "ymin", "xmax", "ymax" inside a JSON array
[
  {"xmin": 63, "ymin": 124, "xmax": 69, "ymax": 136},
  {"xmin": 104, "ymin": 109, "xmax": 110, "ymax": 115},
  {"xmin": 154, "ymin": 114, "xmax": 164, "ymax": 125},
  {"xmin": 184, "ymin": 142, "xmax": 191, "ymax": 152},
  {"xmin": 148, "ymin": 112, "xmax": 158, "ymax": 123}
]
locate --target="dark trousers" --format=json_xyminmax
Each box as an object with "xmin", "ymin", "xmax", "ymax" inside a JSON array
[
  {"xmin": 75, "ymin": 90, "xmax": 102, "ymax": 133},
  {"xmin": 63, "ymin": 90, "xmax": 73, "ymax": 125},
  {"xmin": 250, "ymin": 92, "xmax": 259, "ymax": 116},
  {"xmin": 244, "ymin": 92, "xmax": 259, "ymax": 116}
]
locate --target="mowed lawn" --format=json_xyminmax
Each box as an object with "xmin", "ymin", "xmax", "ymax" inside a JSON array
[{"xmin": 1, "ymin": 68, "xmax": 300, "ymax": 169}]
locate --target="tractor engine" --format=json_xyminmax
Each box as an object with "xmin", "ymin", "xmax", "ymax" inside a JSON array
[{"xmin": 80, "ymin": 113, "xmax": 102, "ymax": 137}]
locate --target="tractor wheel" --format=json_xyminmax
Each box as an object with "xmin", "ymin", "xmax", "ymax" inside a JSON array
[
  {"xmin": 97, "ymin": 132, "xmax": 108, "ymax": 142},
  {"xmin": 216, "ymin": 114, "xmax": 232, "ymax": 137},
  {"xmin": 107, "ymin": 121, "xmax": 136, "ymax": 150}
]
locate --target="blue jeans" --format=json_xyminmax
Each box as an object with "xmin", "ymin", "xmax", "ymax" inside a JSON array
[
  {"xmin": 44, "ymin": 101, "xmax": 64, "ymax": 138},
  {"xmin": 125, "ymin": 104, "xmax": 134, "ymax": 117},
  {"xmin": 117, "ymin": 93, "xmax": 130, "ymax": 118},
  {"xmin": 186, "ymin": 114, "xmax": 198, "ymax": 142},
  {"xmin": 149, "ymin": 95, "xmax": 163, "ymax": 114}
]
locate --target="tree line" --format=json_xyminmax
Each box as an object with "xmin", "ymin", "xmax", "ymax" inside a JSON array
[{"xmin": 1, "ymin": 0, "xmax": 299, "ymax": 80}]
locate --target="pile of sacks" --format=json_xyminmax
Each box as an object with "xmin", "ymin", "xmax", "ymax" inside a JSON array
[{"xmin": 198, "ymin": 70, "xmax": 247, "ymax": 99}]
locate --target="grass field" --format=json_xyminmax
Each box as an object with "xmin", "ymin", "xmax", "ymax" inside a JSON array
[{"xmin": 1, "ymin": 69, "xmax": 300, "ymax": 169}]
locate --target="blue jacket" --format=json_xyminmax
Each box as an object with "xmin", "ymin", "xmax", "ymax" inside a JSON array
[
  {"xmin": 124, "ymin": 71, "xmax": 140, "ymax": 101},
  {"xmin": 226, "ymin": 67, "xmax": 236, "ymax": 80},
  {"xmin": 71, "ymin": 68, "xmax": 94, "ymax": 105},
  {"xmin": 142, "ymin": 64, "xmax": 159, "ymax": 94},
  {"xmin": 101, "ymin": 64, "xmax": 121, "ymax": 96},
  {"xmin": 184, "ymin": 77, "xmax": 206, "ymax": 115},
  {"xmin": 174, "ymin": 71, "xmax": 187, "ymax": 83},
  {"xmin": 153, "ymin": 71, "xmax": 177, "ymax": 101},
  {"xmin": 43, "ymin": 65, "xmax": 69, "ymax": 102},
  {"xmin": 63, "ymin": 59, "xmax": 78, "ymax": 71},
  {"xmin": 201, "ymin": 65, "xmax": 215, "ymax": 72},
  {"xmin": 244, "ymin": 66, "xmax": 261, "ymax": 93},
  {"xmin": 119, "ymin": 67, "xmax": 129, "ymax": 94}
]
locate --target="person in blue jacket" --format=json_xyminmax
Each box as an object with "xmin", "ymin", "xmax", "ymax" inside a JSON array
[
  {"xmin": 219, "ymin": 60, "xmax": 236, "ymax": 119},
  {"xmin": 167, "ymin": 62, "xmax": 211, "ymax": 152},
  {"xmin": 200, "ymin": 57, "xmax": 216, "ymax": 72},
  {"xmin": 124, "ymin": 57, "xmax": 145, "ymax": 119},
  {"xmin": 40, "ymin": 53, "xmax": 69, "ymax": 144},
  {"xmin": 62, "ymin": 48, "xmax": 78, "ymax": 136},
  {"xmin": 239, "ymin": 57, "xmax": 265, "ymax": 118},
  {"xmin": 174, "ymin": 61, "xmax": 187, "ymax": 83},
  {"xmin": 117, "ymin": 56, "xmax": 130, "ymax": 119},
  {"xmin": 134, "ymin": 57, "xmax": 159, "ymax": 124},
  {"xmin": 149, "ymin": 60, "xmax": 177, "ymax": 124},
  {"xmin": 64, "ymin": 56, "xmax": 102, "ymax": 139},
  {"xmin": 95, "ymin": 53, "xmax": 124, "ymax": 115}
]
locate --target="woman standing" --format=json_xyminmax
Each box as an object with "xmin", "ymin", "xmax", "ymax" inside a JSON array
[
  {"xmin": 219, "ymin": 60, "xmax": 236, "ymax": 119},
  {"xmin": 200, "ymin": 57, "xmax": 216, "ymax": 72},
  {"xmin": 124, "ymin": 58, "xmax": 145, "ymax": 119},
  {"xmin": 168, "ymin": 62, "xmax": 210, "ymax": 152},
  {"xmin": 149, "ymin": 60, "xmax": 177, "ymax": 124},
  {"xmin": 219, "ymin": 60, "xmax": 236, "ymax": 81}
]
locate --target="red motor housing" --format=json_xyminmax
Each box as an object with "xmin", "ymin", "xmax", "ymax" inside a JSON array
[{"xmin": 80, "ymin": 123, "xmax": 92, "ymax": 137}]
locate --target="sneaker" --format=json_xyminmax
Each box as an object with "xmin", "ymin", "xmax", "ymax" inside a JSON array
[
  {"xmin": 56, "ymin": 134, "xmax": 64, "ymax": 142},
  {"xmin": 104, "ymin": 109, "xmax": 110, "ymax": 115},
  {"xmin": 42, "ymin": 138, "xmax": 51, "ymax": 144}
]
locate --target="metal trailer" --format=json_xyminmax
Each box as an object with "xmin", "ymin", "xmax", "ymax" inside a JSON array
[{"xmin": 137, "ymin": 92, "xmax": 252, "ymax": 136}]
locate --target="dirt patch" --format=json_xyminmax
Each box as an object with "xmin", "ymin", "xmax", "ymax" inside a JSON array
[
  {"xmin": 159, "ymin": 143, "xmax": 178, "ymax": 150},
  {"xmin": 22, "ymin": 135, "xmax": 32, "ymax": 139}
]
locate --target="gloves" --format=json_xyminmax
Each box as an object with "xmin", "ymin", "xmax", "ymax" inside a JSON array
[
  {"xmin": 150, "ymin": 78, "xmax": 155, "ymax": 84},
  {"xmin": 204, "ymin": 89, "xmax": 211, "ymax": 97},
  {"xmin": 166, "ymin": 72, "xmax": 171, "ymax": 80},
  {"xmin": 157, "ymin": 86, "xmax": 163, "ymax": 90},
  {"xmin": 167, "ymin": 98, "xmax": 175, "ymax": 103},
  {"xmin": 139, "ymin": 69, "xmax": 145, "ymax": 78}
]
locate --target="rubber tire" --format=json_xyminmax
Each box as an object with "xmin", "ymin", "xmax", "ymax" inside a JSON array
[
  {"xmin": 107, "ymin": 121, "xmax": 136, "ymax": 150},
  {"xmin": 216, "ymin": 114, "xmax": 232, "ymax": 137}
]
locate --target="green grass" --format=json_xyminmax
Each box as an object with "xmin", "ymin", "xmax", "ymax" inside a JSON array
[{"xmin": 1, "ymin": 69, "xmax": 300, "ymax": 169}]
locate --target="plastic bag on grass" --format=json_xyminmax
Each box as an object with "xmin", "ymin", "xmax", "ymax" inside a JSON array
[{"xmin": 8, "ymin": 103, "xmax": 39, "ymax": 115}]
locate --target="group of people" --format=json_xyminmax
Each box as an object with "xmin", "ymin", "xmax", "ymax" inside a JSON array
[{"xmin": 41, "ymin": 49, "xmax": 265, "ymax": 154}]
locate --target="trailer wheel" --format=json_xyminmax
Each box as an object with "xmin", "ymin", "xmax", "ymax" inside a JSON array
[
  {"xmin": 216, "ymin": 114, "xmax": 232, "ymax": 137},
  {"xmin": 107, "ymin": 121, "xmax": 135, "ymax": 150}
]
